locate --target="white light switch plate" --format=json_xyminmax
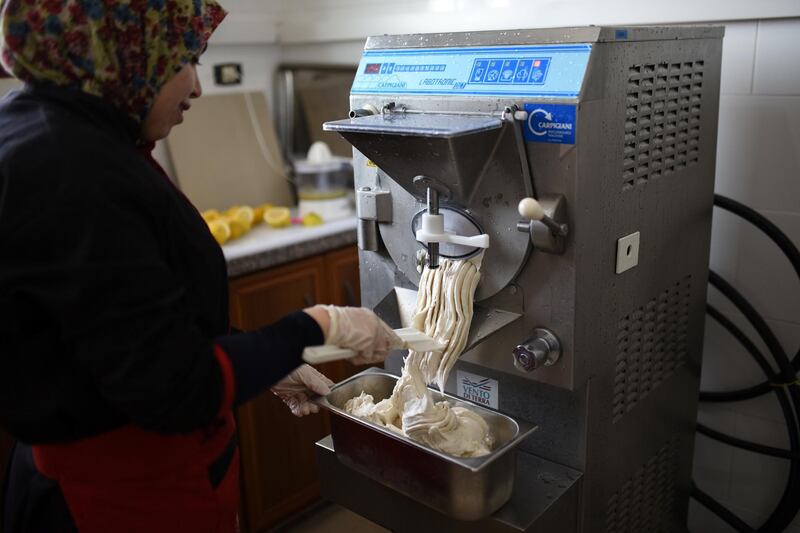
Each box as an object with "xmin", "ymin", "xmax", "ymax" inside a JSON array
[{"xmin": 616, "ymin": 232, "xmax": 640, "ymax": 274}]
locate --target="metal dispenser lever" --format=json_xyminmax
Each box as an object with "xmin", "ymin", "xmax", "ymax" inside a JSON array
[{"xmin": 516, "ymin": 196, "xmax": 569, "ymax": 254}]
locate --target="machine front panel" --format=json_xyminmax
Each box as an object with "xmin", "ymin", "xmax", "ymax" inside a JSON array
[
  {"xmin": 321, "ymin": 25, "xmax": 724, "ymax": 533},
  {"xmin": 352, "ymin": 44, "xmax": 592, "ymax": 98}
]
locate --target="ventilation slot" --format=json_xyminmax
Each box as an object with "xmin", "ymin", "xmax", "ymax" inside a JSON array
[
  {"xmin": 606, "ymin": 437, "xmax": 679, "ymax": 533},
  {"xmin": 622, "ymin": 61, "xmax": 704, "ymax": 191},
  {"xmin": 613, "ymin": 276, "xmax": 691, "ymax": 423}
]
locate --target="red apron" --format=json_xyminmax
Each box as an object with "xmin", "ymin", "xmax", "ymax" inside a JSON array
[{"xmin": 31, "ymin": 413, "xmax": 238, "ymax": 533}]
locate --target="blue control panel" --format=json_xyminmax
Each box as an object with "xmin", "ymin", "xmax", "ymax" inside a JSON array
[{"xmin": 352, "ymin": 44, "xmax": 591, "ymax": 97}]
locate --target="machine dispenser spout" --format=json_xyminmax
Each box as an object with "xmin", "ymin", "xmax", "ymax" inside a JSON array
[{"xmin": 412, "ymin": 175, "xmax": 490, "ymax": 269}]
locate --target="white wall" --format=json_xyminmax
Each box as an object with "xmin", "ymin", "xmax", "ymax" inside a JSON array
[
  {"xmin": 690, "ymin": 17, "xmax": 800, "ymax": 533},
  {"xmin": 275, "ymin": 0, "xmax": 799, "ymax": 43}
]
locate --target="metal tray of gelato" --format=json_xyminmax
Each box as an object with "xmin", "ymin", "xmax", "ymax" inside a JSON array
[{"xmin": 316, "ymin": 368, "xmax": 538, "ymax": 521}]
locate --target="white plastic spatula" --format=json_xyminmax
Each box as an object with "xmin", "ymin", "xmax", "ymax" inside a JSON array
[{"xmin": 302, "ymin": 327, "xmax": 447, "ymax": 365}]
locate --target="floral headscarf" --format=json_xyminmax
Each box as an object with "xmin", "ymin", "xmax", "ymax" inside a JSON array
[{"xmin": 0, "ymin": 0, "xmax": 227, "ymax": 123}]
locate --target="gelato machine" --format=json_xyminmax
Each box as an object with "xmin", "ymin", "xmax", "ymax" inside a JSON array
[{"xmin": 316, "ymin": 25, "xmax": 723, "ymax": 532}]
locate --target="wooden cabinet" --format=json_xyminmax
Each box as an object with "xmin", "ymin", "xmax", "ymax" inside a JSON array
[
  {"xmin": 229, "ymin": 246, "xmax": 361, "ymax": 532},
  {"xmin": 324, "ymin": 246, "xmax": 361, "ymax": 308}
]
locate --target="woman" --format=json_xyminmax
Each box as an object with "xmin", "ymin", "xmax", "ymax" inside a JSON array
[{"xmin": 0, "ymin": 1, "xmax": 400, "ymax": 532}]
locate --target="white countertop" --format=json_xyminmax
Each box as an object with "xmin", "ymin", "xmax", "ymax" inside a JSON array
[{"xmin": 222, "ymin": 216, "xmax": 358, "ymax": 264}]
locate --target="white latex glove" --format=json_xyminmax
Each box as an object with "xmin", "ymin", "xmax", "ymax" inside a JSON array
[
  {"xmin": 323, "ymin": 306, "xmax": 403, "ymax": 365},
  {"xmin": 271, "ymin": 364, "xmax": 334, "ymax": 417}
]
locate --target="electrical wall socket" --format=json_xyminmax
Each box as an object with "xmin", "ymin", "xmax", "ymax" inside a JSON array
[{"xmin": 213, "ymin": 63, "xmax": 243, "ymax": 86}]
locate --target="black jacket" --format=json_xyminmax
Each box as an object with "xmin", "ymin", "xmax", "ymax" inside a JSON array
[{"xmin": 0, "ymin": 84, "xmax": 322, "ymax": 444}]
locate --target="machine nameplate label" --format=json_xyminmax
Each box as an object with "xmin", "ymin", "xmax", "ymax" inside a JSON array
[
  {"xmin": 523, "ymin": 103, "xmax": 577, "ymax": 144},
  {"xmin": 353, "ymin": 44, "xmax": 591, "ymax": 97},
  {"xmin": 457, "ymin": 370, "xmax": 499, "ymax": 410}
]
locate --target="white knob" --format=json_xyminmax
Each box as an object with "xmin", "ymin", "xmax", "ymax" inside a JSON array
[{"xmin": 518, "ymin": 197, "xmax": 545, "ymax": 221}]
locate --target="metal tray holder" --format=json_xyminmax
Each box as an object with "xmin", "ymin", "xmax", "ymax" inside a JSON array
[{"xmin": 316, "ymin": 368, "xmax": 538, "ymax": 521}]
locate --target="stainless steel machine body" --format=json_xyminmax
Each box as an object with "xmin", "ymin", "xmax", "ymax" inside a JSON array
[{"xmin": 317, "ymin": 25, "xmax": 723, "ymax": 532}]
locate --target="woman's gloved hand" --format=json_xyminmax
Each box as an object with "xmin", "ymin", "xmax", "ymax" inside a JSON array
[
  {"xmin": 322, "ymin": 306, "xmax": 403, "ymax": 365},
  {"xmin": 271, "ymin": 364, "xmax": 334, "ymax": 417}
]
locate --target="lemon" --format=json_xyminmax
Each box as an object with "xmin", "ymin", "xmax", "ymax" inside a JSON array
[
  {"xmin": 229, "ymin": 206, "xmax": 255, "ymax": 229},
  {"xmin": 302, "ymin": 212, "xmax": 323, "ymax": 227},
  {"xmin": 264, "ymin": 206, "xmax": 291, "ymax": 228},
  {"xmin": 253, "ymin": 203, "xmax": 273, "ymax": 224},
  {"xmin": 202, "ymin": 209, "xmax": 221, "ymax": 222},
  {"xmin": 225, "ymin": 216, "xmax": 249, "ymax": 240},
  {"xmin": 207, "ymin": 219, "xmax": 231, "ymax": 245}
]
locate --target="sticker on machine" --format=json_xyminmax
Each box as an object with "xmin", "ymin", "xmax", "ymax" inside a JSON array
[
  {"xmin": 523, "ymin": 103, "xmax": 577, "ymax": 145},
  {"xmin": 457, "ymin": 370, "xmax": 499, "ymax": 410}
]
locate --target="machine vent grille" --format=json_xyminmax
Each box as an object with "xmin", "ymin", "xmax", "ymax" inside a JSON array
[
  {"xmin": 606, "ymin": 437, "xmax": 679, "ymax": 533},
  {"xmin": 613, "ymin": 276, "xmax": 691, "ymax": 423},
  {"xmin": 622, "ymin": 61, "xmax": 704, "ymax": 191}
]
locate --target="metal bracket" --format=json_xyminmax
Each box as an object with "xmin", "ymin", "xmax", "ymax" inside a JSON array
[
  {"xmin": 356, "ymin": 187, "xmax": 392, "ymax": 222},
  {"xmin": 356, "ymin": 188, "xmax": 392, "ymax": 252},
  {"xmin": 505, "ymin": 106, "xmax": 537, "ymax": 199}
]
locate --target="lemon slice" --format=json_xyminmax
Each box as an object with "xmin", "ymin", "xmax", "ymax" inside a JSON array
[
  {"xmin": 302, "ymin": 212, "xmax": 323, "ymax": 227},
  {"xmin": 264, "ymin": 206, "xmax": 291, "ymax": 228},
  {"xmin": 207, "ymin": 219, "xmax": 231, "ymax": 245},
  {"xmin": 230, "ymin": 206, "xmax": 255, "ymax": 229},
  {"xmin": 225, "ymin": 216, "xmax": 249, "ymax": 239},
  {"xmin": 202, "ymin": 209, "xmax": 221, "ymax": 222},
  {"xmin": 253, "ymin": 203, "xmax": 273, "ymax": 223}
]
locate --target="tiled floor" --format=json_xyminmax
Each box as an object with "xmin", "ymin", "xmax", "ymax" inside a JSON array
[{"xmin": 273, "ymin": 504, "xmax": 389, "ymax": 533}]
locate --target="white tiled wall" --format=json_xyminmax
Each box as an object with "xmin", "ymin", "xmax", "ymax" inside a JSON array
[{"xmin": 691, "ymin": 18, "xmax": 800, "ymax": 533}]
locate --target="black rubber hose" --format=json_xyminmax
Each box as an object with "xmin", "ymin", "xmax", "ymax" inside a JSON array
[
  {"xmin": 714, "ymin": 194, "xmax": 800, "ymax": 282},
  {"xmin": 692, "ymin": 481, "xmax": 757, "ymax": 533},
  {"xmin": 707, "ymin": 278, "xmax": 800, "ymax": 530},
  {"xmin": 700, "ymin": 304, "xmax": 782, "ymax": 402},
  {"xmin": 700, "ymin": 194, "xmax": 800, "ymax": 403},
  {"xmin": 699, "ymin": 305, "xmax": 798, "ymax": 460},
  {"xmin": 697, "ymin": 423, "xmax": 798, "ymax": 460},
  {"xmin": 701, "ymin": 271, "xmax": 794, "ymax": 403},
  {"xmin": 709, "ymin": 272, "xmax": 800, "ymax": 533},
  {"xmin": 700, "ymin": 302, "xmax": 800, "ymax": 532},
  {"xmin": 694, "ymin": 196, "xmax": 800, "ymax": 532}
]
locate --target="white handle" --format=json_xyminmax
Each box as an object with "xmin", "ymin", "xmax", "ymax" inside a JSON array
[
  {"xmin": 518, "ymin": 197, "xmax": 545, "ymax": 221},
  {"xmin": 415, "ymin": 213, "xmax": 490, "ymax": 249},
  {"xmin": 303, "ymin": 345, "xmax": 356, "ymax": 365},
  {"xmin": 302, "ymin": 327, "xmax": 447, "ymax": 365}
]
